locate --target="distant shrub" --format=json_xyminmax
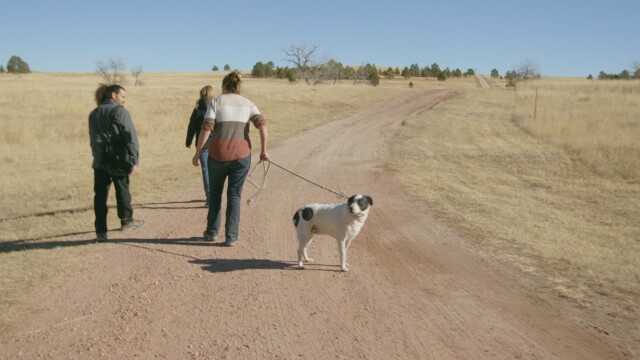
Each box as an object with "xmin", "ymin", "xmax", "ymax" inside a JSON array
[{"xmin": 7, "ymin": 55, "xmax": 31, "ymax": 74}]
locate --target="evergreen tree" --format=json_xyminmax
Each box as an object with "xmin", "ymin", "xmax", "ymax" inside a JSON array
[
  {"xmin": 251, "ymin": 61, "xmax": 275, "ymax": 78},
  {"xmin": 367, "ymin": 67, "xmax": 380, "ymax": 86},
  {"xmin": 7, "ymin": 55, "xmax": 31, "ymax": 73},
  {"xmin": 401, "ymin": 67, "xmax": 411, "ymax": 79},
  {"xmin": 430, "ymin": 62, "xmax": 441, "ymax": 77},
  {"xmin": 385, "ymin": 67, "xmax": 395, "ymax": 79},
  {"xmin": 421, "ymin": 66, "xmax": 432, "ymax": 77},
  {"xmin": 410, "ymin": 63, "xmax": 421, "ymax": 77}
]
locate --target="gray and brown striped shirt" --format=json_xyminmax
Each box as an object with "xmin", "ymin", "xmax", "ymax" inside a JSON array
[{"xmin": 202, "ymin": 94, "xmax": 266, "ymax": 161}]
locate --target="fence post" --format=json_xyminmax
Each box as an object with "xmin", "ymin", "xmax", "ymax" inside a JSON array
[{"xmin": 534, "ymin": 87, "xmax": 538, "ymax": 122}]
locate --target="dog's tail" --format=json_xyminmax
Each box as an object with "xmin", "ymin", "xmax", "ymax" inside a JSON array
[{"xmin": 292, "ymin": 210, "xmax": 301, "ymax": 227}]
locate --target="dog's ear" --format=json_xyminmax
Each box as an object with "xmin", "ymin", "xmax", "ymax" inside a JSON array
[{"xmin": 366, "ymin": 196, "xmax": 373, "ymax": 206}]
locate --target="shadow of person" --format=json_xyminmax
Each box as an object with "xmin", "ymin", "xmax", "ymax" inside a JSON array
[
  {"xmin": 0, "ymin": 237, "xmax": 97, "ymax": 253},
  {"xmin": 190, "ymin": 258, "xmax": 296, "ymax": 273}
]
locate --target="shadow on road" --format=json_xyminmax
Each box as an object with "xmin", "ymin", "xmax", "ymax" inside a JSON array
[
  {"xmin": 190, "ymin": 258, "xmax": 297, "ymax": 273},
  {"xmin": 0, "ymin": 235, "xmax": 212, "ymax": 254},
  {"xmin": 0, "ymin": 199, "xmax": 205, "ymax": 223}
]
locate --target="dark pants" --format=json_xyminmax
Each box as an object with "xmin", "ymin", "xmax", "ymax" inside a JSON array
[
  {"xmin": 94, "ymin": 167, "xmax": 134, "ymax": 234},
  {"xmin": 205, "ymin": 155, "xmax": 251, "ymax": 241}
]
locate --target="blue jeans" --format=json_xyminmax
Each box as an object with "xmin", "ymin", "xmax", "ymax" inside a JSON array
[
  {"xmin": 205, "ymin": 155, "xmax": 251, "ymax": 242},
  {"xmin": 199, "ymin": 149, "xmax": 210, "ymax": 202}
]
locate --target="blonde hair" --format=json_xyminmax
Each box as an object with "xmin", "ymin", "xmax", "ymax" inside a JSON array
[
  {"xmin": 222, "ymin": 71, "xmax": 242, "ymax": 94},
  {"xmin": 197, "ymin": 85, "xmax": 214, "ymax": 106}
]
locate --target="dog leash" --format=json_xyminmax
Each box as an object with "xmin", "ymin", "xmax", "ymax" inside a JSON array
[
  {"xmin": 246, "ymin": 159, "xmax": 271, "ymax": 205},
  {"xmin": 246, "ymin": 159, "xmax": 347, "ymax": 205}
]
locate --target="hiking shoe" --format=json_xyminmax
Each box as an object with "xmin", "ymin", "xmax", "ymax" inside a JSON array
[
  {"xmin": 224, "ymin": 239, "xmax": 238, "ymax": 247},
  {"xmin": 121, "ymin": 219, "xmax": 145, "ymax": 231},
  {"xmin": 203, "ymin": 232, "xmax": 218, "ymax": 242},
  {"xmin": 95, "ymin": 233, "xmax": 108, "ymax": 242}
]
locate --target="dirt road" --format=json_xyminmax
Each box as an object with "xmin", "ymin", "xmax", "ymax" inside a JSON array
[{"xmin": 1, "ymin": 90, "xmax": 630, "ymax": 359}]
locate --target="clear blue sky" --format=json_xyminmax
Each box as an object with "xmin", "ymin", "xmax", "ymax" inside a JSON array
[{"xmin": 2, "ymin": 0, "xmax": 638, "ymax": 77}]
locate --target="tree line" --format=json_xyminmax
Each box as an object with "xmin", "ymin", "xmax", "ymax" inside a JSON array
[
  {"xmin": 248, "ymin": 45, "xmax": 484, "ymax": 86},
  {"xmin": 5, "ymin": 51, "xmax": 639, "ymax": 85},
  {"xmin": 590, "ymin": 62, "xmax": 640, "ymax": 80},
  {"xmin": 250, "ymin": 59, "xmax": 480, "ymax": 86}
]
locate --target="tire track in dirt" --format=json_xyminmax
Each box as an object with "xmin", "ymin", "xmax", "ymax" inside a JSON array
[{"xmin": 0, "ymin": 89, "xmax": 631, "ymax": 359}]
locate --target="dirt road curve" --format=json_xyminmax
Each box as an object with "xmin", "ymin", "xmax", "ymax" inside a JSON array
[{"xmin": 1, "ymin": 90, "xmax": 630, "ymax": 359}]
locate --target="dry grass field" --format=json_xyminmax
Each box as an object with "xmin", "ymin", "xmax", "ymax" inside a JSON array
[
  {"xmin": 391, "ymin": 77, "xmax": 639, "ymax": 316},
  {"xmin": 1, "ymin": 72, "xmax": 638, "ymax": 336}
]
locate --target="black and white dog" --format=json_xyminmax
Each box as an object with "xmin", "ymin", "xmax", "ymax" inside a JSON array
[{"xmin": 292, "ymin": 194, "xmax": 373, "ymax": 272}]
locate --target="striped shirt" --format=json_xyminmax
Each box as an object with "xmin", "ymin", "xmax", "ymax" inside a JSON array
[{"xmin": 202, "ymin": 94, "xmax": 266, "ymax": 161}]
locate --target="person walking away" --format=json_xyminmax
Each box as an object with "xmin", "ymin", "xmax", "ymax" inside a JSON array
[
  {"xmin": 89, "ymin": 84, "xmax": 144, "ymax": 242},
  {"xmin": 186, "ymin": 85, "xmax": 215, "ymax": 206},
  {"xmin": 192, "ymin": 71, "xmax": 268, "ymax": 246}
]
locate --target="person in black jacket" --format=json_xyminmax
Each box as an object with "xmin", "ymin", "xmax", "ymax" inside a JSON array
[
  {"xmin": 88, "ymin": 84, "xmax": 144, "ymax": 242},
  {"xmin": 186, "ymin": 85, "xmax": 214, "ymax": 206}
]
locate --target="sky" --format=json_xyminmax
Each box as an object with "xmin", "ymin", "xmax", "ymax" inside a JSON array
[{"xmin": 1, "ymin": 0, "xmax": 638, "ymax": 77}]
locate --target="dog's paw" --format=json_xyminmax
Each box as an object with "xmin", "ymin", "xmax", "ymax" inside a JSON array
[
  {"xmin": 305, "ymin": 257, "xmax": 314, "ymax": 263},
  {"xmin": 341, "ymin": 266, "xmax": 349, "ymax": 272},
  {"xmin": 298, "ymin": 262, "xmax": 305, "ymax": 269}
]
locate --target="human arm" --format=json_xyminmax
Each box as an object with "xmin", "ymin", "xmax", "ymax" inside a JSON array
[
  {"xmin": 115, "ymin": 107, "xmax": 140, "ymax": 166},
  {"xmin": 186, "ymin": 107, "xmax": 199, "ymax": 148},
  {"xmin": 258, "ymin": 122, "xmax": 268, "ymax": 161},
  {"xmin": 192, "ymin": 123, "xmax": 212, "ymax": 166}
]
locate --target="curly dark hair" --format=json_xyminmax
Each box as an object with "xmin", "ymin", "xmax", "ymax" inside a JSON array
[{"xmin": 95, "ymin": 84, "xmax": 125, "ymax": 105}]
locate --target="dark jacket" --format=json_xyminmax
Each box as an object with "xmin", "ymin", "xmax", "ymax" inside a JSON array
[
  {"xmin": 186, "ymin": 98, "xmax": 209, "ymax": 148},
  {"xmin": 88, "ymin": 99, "xmax": 140, "ymax": 170}
]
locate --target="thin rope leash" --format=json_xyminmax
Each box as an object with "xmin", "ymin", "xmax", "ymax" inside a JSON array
[
  {"xmin": 246, "ymin": 159, "xmax": 271, "ymax": 205},
  {"xmin": 246, "ymin": 159, "xmax": 346, "ymax": 205}
]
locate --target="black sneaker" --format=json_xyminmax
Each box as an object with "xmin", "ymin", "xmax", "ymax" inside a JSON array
[
  {"xmin": 121, "ymin": 219, "xmax": 145, "ymax": 231},
  {"xmin": 95, "ymin": 233, "xmax": 108, "ymax": 242},
  {"xmin": 203, "ymin": 232, "xmax": 218, "ymax": 242}
]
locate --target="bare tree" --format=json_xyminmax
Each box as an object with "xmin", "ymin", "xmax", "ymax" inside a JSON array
[
  {"xmin": 514, "ymin": 59, "xmax": 540, "ymax": 80},
  {"xmin": 631, "ymin": 61, "xmax": 640, "ymax": 79},
  {"xmin": 312, "ymin": 59, "xmax": 344, "ymax": 85},
  {"xmin": 283, "ymin": 44, "xmax": 318, "ymax": 84},
  {"xmin": 96, "ymin": 58, "xmax": 127, "ymax": 85},
  {"xmin": 131, "ymin": 65, "xmax": 144, "ymax": 86}
]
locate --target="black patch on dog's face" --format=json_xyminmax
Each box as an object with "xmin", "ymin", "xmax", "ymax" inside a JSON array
[
  {"xmin": 348, "ymin": 195, "xmax": 373, "ymax": 213},
  {"xmin": 347, "ymin": 195, "xmax": 357, "ymax": 206},
  {"xmin": 302, "ymin": 207, "xmax": 314, "ymax": 221},
  {"xmin": 293, "ymin": 211, "xmax": 300, "ymax": 227}
]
